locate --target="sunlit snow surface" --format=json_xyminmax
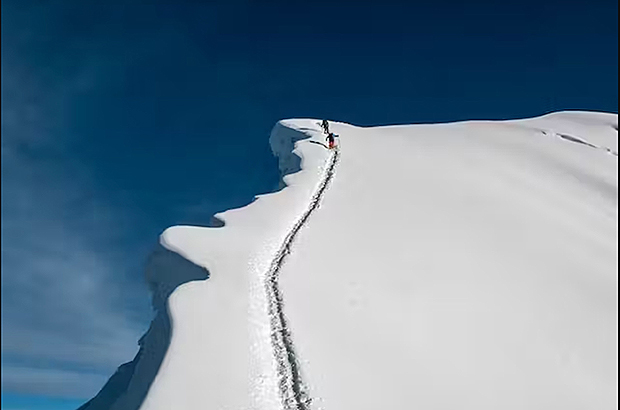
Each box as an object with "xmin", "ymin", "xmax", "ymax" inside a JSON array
[{"xmin": 135, "ymin": 112, "xmax": 616, "ymax": 410}]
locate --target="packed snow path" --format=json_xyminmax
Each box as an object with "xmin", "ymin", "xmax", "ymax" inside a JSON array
[{"xmin": 266, "ymin": 145, "xmax": 340, "ymax": 410}]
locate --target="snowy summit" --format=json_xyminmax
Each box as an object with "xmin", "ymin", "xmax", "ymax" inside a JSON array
[{"xmin": 84, "ymin": 111, "xmax": 618, "ymax": 410}]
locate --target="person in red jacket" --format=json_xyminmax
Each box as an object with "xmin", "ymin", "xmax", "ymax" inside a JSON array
[{"xmin": 326, "ymin": 132, "xmax": 337, "ymax": 149}]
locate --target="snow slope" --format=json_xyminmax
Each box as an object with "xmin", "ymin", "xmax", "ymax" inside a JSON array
[
  {"xmin": 279, "ymin": 113, "xmax": 618, "ymax": 410},
  {"xmin": 84, "ymin": 111, "xmax": 617, "ymax": 410},
  {"xmin": 139, "ymin": 121, "xmax": 335, "ymax": 410}
]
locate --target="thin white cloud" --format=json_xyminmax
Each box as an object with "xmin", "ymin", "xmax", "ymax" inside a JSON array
[
  {"xmin": 1, "ymin": 364, "xmax": 108, "ymax": 399},
  {"xmin": 1, "ymin": 150, "xmax": 148, "ymax": 398},
  {"xmin": 1, "ymin": 17, "xmax": 150, "ymax": 400}
]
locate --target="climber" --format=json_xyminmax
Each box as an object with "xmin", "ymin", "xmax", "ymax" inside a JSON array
[
  {"xmin": 320, "ymin": 119, "xmax": 330, "ymax": 134},
  {"xmin": 326, "ymin": 132, "xmax": 337, "ymax": 149}
]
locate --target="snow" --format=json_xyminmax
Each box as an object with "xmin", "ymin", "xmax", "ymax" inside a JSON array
[
  {"xmin": 139, "ymin": 120, "xmax": 334, "ymax": 410},
  {"xmin": 85, "ymin": 111, "xmax": 617, "ymax": 410},
  {"xmin": 279, "ymin": 113, "xmax": 617, "ymax": 410}
]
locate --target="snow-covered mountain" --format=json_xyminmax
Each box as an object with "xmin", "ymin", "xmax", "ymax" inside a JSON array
[{"xmin": 83, "ymin": 111, "xmax": 618, "ymax": 410}]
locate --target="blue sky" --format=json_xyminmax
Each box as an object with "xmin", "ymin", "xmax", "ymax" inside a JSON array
[{"xmin": 1, "ymin": 0, "xmax": 617, "ymax": 408}]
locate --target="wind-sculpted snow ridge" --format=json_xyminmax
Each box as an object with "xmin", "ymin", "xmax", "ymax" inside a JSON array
[
  {"xmin": 266, "ymin": 146, "xmax": 340, "ymax": 410},
  {"xmin": 78, "ymin": 245, "xmax": 209, "ymax": 410},
  {"xmin": 79, "ymin": 119, "xmax": 331, "ymax": 410},
  {"xmin": 551, "ymin": 132, "xmax": 618, "ymax": 156}
]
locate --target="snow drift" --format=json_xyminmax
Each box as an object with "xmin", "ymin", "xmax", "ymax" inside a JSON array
[{"xmin": 82, "ymin": 111, "xmax": 618, "ymax": 410}]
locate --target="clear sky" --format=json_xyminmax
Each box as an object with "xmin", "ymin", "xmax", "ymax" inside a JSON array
[{"xmin": 1, "ymin": 1, "xmax": 617, "ymax": 409}]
